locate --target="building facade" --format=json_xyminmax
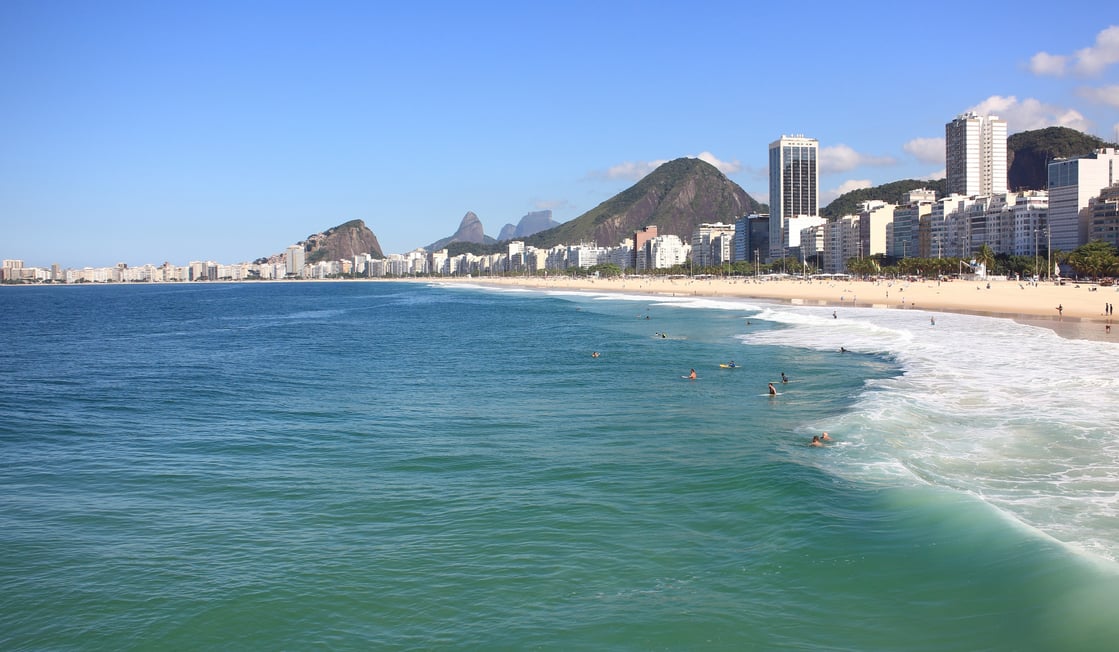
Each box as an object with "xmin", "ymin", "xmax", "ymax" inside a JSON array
[
  {"xmin": 768, "ymin": 135, "xmax": 819, "ymax": 262},
  {"xmin": 946, "ymin": 112, "xmax": 1007, "ymax": 197},
  {"xmin": 1047, "ymin": 148, "xmax": 1119, "ymax": 252}
]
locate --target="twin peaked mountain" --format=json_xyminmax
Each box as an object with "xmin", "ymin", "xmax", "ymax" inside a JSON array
[
  {"xmin": 431, "ymin": 157, "xmax": 762, "ymax": 254},
  {"xmin": 271, "ymin": 157, "xmax": 760, "ymax": 262}
]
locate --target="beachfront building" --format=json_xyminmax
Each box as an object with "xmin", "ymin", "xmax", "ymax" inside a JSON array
[
  {"xmin": 925, "ymin": 194, "xmax": 978, "ymax": 258},
  {"xmin": 1047, "ymin": 148, "xmax": 1119, "ymax": 252},
  {"xmin": 768, "ymin": 135, "xmax": 819, "ymax": 262},
  {"xmin": 823, "ymin": 215, "xmax": 860, "ymax": 273},
  {"xmin": 1011, "ymin": 192, "xmax": 1050, "ymax": 257},
  {"xmin": 784, "ymin": 215, "xmax": 827, "ymax": 264},
  {"xmin": 858, "ymin": 200, "xmax": 896, "ymax": 259},
  {"xmin": 799, "ymin": 224, "xmax": 826, "ymax": 270},
  {"xmin": 691, "ymin": 222, "xmax": 736, "ymax": 268},
  {"xmin": 632, "ymin": 226, "xmax": 658, "ymax": 273},
  {"xmin": 946, "ymin": 112, "xmax": 1007, "ymax": 197},
  {"xmin": 733, "ymin": 214, "xmax": 769, "ymax": 267},
  {"xmin": 285, "ymin": 245, "xmax": 305, "ymax": 278},
  {"xmin": 890, "ymin": 189, "xmax": 935, "ymax": 259},
  {"xmin": 648, "ymin": 234, "xmax": 689, "ymax": 269},
  {"xmin": 1089, "ymin": 184, "xmax": 1119, "ymax": 249}
]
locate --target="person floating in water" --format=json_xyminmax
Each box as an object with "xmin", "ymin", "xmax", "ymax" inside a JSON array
[
  {"xmin": 821, "ymin": 432, "xmax": 832, "ymax": 442},
  {"xmin": 930, "ymin": 316, "xmax": 935, "ymax": 325},
  {"xmin": 688, "ymin": 368, "xmax": 697, "ymax": 380},
  {"xmin": 768, "ymin": 382, "xmax": 777, "ymax": 395},
  {"xmin": 591, "ymin": 351, "xmax": 600, "ymax": 358},
  {"xmin": 780, "ymin": 372, "xmax": 788, "ymax": 384},
  {"xmin": 809, "ymin": 436, "xmax": 824, "ymax": 447}
]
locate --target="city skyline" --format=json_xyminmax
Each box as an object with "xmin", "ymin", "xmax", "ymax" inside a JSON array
[{"xmin": 2, "ymin": 3, "xmax": 1118, "ymax": 268}]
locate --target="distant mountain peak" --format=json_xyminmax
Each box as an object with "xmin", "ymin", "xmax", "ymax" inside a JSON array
[
  {"xmin": 427, "ymin": 211, "xmax": 496, "ymax": 251},
  {"xmin": 524, "ymin": 157, "xmax": 763, "ymax": 249}
]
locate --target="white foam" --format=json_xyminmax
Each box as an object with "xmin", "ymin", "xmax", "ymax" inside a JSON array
[{"xmin": 744, "ymin": 302, "xmax": 1119, "ymax": 563}]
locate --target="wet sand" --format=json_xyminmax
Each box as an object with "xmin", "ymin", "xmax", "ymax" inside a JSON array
[{"xmin": 428, "ymin": 275, "xmax": 1119, "ymax": 343}]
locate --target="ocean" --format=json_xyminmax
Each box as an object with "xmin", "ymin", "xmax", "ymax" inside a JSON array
[{"xmin": 2, "ymin": 280, "xmax": 1118, "ymax": 650}]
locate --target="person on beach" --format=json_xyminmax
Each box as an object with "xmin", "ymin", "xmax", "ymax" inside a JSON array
[
  {"xmin": 768, "ymin": 382, "xmax": 777, "ymax": 395},
  {"xmin": 809, "ymin": 436, "xmax": 823, "ymax": 447},
  {"xmin": 1057, "ymin": 304, "xmax": 1063, "ymax": 320},
  {"xmin": 688, "ymin": 368, "xmax": 697, "ymax": 380}
]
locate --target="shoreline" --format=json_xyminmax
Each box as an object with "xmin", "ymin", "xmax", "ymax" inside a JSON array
[{"xmin": 426, "ymin": 275, "xmax": 1119, "ymax": 343}]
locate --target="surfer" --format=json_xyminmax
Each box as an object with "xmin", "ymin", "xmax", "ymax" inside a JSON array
[
  {"xmin": 768, "ymin": 382, "xmax": 777, "ymax": 395},
  {"xmin": 688, "ymin": 368, "xmax": 697, "ymax": 380},
  {"xmin": 727, "ymin": 361, "xmax": 737, "ymax": 368},
  {"xmin": 809, "ymin": 436, "xmax": 824, "ymax": 447},
  {"xmin": 840, "ymin": 347, "xmax": 848, "ymax": 353},
  {"xmin": 780, "ymin": 372, "xmax": 788, "ymax": 384}
]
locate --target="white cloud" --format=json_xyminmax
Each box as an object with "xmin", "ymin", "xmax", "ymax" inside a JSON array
[
  {"xmin": 820, "ymin": 179, "xmax": 873, "ymax": 207},
  {"xmin": 1029, "ymin": 51, "xmax": 1069, "ymax": 76},
  {"xmin": 966, "ymin": 95, "xmax": 1091, "ymax": 132},
  {"xmin": 903, "ymin": 137, "xmax": 945, "ymax": 164},
  {"xmin": 1074, "ymin": 25, "xmax": 1119, "ymax": 76},
  {"xmin": 592, "ymin": 152, "xmax": 741, "ymax": 182},
  {"xmin": 594, "ymin": 159, "xmax": 669, "ymax": 181},
  {"xmin": 1029, "ymin": 25, "xmax": 1119, "ymax": 77},
  {"xmin": 1077, "ymin": 84, "xmax": 1119, "ymax": 108},
  {"xmin": 693, "ymin": 151, "xmax": 742, "ymax": 174},
  {"xmin": 921, "ymin": 168, "xmax": 947, "ymax": 182},
  {"xmin": 818, "ymin": 145, "xmax": 896, "ymax": 174}
]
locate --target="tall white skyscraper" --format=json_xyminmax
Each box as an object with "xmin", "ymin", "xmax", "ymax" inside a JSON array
[
  {"xmin": 768, "ymin": 135, "xmax": 819, "ymax": 261},
  {"xmin": 1047, "ymin": 148, "xmax": 1119, "ymax": 252},
  {"xmin": 945, "ymin": 112, "xmax": 1007, "ymax": 197}
]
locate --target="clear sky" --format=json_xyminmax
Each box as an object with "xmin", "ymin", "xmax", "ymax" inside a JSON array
[{"xmin": 2, "ymin": 1, "xmax": 1117, "ymax": 268}]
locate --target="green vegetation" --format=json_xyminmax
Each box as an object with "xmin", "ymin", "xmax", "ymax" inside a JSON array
[
  {"xmin": 1008, "ymin": 127, "xmax": 1118, "ymax": 190},
  {"xmin": 822, "ymin": 179, "xmax": 946, "ymax": 218},
  {"xmin": 1066, "ymin": 240, "xmax": 1119, "ymax": 278}
]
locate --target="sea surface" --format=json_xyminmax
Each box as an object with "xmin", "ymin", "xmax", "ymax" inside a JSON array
[{"xmin": 2, "ymin": 280, "xmax": 1118, "ymax": 650}]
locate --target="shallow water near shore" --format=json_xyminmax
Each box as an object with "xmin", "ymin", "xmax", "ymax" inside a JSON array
[{"xmin": 2, "ymin": 281, "xmax": 1118, "ymax": 650}]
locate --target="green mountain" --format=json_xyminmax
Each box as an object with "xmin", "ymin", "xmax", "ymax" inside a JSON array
[
  {"xmin": 523, "ymin": 157, "xmax": 764, "ymax": 250},
  {"xmin": 1008, "ymin": 126, "xmax": 1116, "ymax": 191},
  {"xmin": 822, "ymin": 179, "xmax": 947, "ymax": 218}
]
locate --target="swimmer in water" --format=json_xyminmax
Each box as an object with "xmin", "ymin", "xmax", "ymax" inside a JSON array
[
  {"xmin": 688, "ymin": 368, "xmax": 697, "ymax": 380},
  {"xmin": 821, "ymin": 432, "xmax": 831, "ymax": 442},
  {"xmin": 768, "ymin": 382, "xmax": 777, "ymax": 395},
  {"xmin": 781, "ymin": 372, "xmax": 788, "ymax": 384},
  {"xmin": 810, "ymin": 436, "xmax": 823, "ymax": 447}
]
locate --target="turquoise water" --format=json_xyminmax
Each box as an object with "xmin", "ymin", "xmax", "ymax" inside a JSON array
[{"xmin": 2, "ymin": 281, "xmax": 1118, "ymax": 650}]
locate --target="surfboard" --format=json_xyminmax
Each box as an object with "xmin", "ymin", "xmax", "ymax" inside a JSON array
[
  {"xmin": 682, "ymin": 376, "xmax": 698, "ymax": 380},
  {"xmin": 719, "ymin": 364, "xmax": 738, "ymax": 369}
]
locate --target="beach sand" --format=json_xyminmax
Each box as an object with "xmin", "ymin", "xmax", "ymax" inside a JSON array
[{"xmin": 430, "ymin": 275, "xmax": 1119, "ymax": 343}]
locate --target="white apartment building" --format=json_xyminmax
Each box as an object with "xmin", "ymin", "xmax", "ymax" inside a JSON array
[
  {"xmin": 1047, "ymin": 148, "xmax": 1119, "ymax": 252},
  {"xmin": 823, "ymin": 216, "xmax": 860, "ymax": 273},
  {"xmin": 285, "ymin": 245, "xmax": 305, "ymax": 278},
  {"xmin": 768, "ymin": 135, "xmax": 819, "ymax": 262},
  {"xmin": 691, "ymin": 222, "xmax": 736, "ymax": 267},
  {"xmin": 784, "ymin": 215, "xmax": 827, "ymax": 261},
  {"xmin": 946, "ymin": 112, "xmax": 1007, "ymax": 197},
  {"xmin": 890, "ymin": 190, "xmax": 935, "ymax": 259},
  {"xmin": 1089, "ymin": 184, "xmax": 1119, "ymax": 250},
  {"xmin": 859, "ymin": 201, "xmax": 896, "ymax": 259},
  {"xmin": 649, "ymin": 234, "xmax": 689, "ymax": 269}
]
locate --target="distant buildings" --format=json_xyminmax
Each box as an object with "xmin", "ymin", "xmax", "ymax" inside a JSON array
[
  {"xmin": 768, "ymin": 135, "xmax": 819, "ymax": 262},
  {"xmin": 946, "ymin": 112, "xmax": 1007, "ymax": 197}
]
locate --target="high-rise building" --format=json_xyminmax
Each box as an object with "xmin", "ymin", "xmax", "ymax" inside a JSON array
[
  {"xmin": 1047, "ymin": 148, "xmax": 1119, "ymax": 252},
  {"xmin": 945, "ymin": 112, "xmax": 1007, "ymax": 197},
  {"xmin": 768, "ymin": 135, "xmax": 819, "ymax": 262}
]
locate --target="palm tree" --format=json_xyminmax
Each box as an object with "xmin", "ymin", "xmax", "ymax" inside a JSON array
[{"xmin": 975, "ymin": 243, "xmax": 996, "ymax": 276}]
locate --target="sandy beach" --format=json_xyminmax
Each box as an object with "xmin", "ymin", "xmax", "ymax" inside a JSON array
[{"xmin": 432, "ymin": 275, "xmax": 1119, "ymax": 343}]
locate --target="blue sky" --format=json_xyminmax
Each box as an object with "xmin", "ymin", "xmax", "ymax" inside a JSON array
[{"xmin": 2, "ymin": 1, "xmax": 1117, "ymax": 268}]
